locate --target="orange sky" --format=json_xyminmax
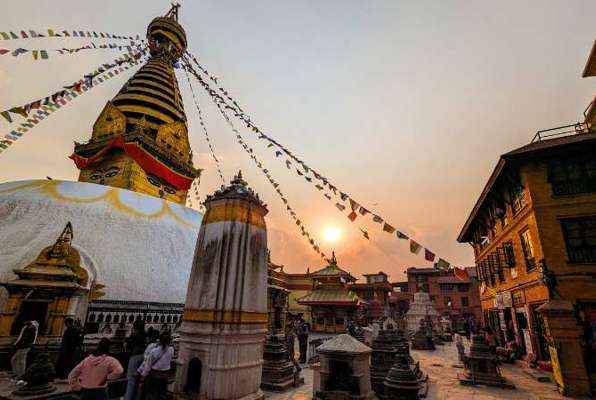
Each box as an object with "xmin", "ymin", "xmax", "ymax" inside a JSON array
[{"xmin": 1, "ymin": 1, "xmax": 595, "ymax": 281}]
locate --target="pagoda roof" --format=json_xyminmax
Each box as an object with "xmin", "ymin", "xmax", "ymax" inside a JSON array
[
  {"xmin": 310, "ymin": 252, "xmax": 357, "ymax": 282},
  {"xmin": 297, "ymin": 288, "xmax": 360, "ymax": 306}
]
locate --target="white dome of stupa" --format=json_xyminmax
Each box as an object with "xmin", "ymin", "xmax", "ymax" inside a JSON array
[{"xmin": 0, "ymin": 179, "xmax": 201, "ymax": 304}]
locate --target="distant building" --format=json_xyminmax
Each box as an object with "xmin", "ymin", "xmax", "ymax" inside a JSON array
[
  {"xmin": 405, "ymin": 267, "xmax": 481, "ymax": 330},
  {"xmin": 297, "ymin": 254, "xmax": 361, "ymax": 333},
  {"xmin": 457, "ymin": 41, "xmax": 596, "ymax": 396},
  {"xmin": 350, "ymin": 271, "xmax": 393, "ymax": 322}
]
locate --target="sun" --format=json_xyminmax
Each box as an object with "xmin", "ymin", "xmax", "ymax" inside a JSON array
[{"xmin": 323, "ymin": 226, "xmax": 341, "ymax": 242}]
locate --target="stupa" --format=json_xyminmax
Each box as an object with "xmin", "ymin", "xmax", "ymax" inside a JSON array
[
  {"xmin": 405, "ymin": 277, "xmax": 440, "ymax": 335},
  {"xmin": 370, "ymin": 330, "xmax": 398, "ymax": 395},
  {"xmin": 411, "ymin": 318, "xmax": 434, "ymax": 351},
  {"xmin": 382, "ymin": 356, "xmax": 422, "ymax": 400},
  {"xmin": 175, "ymin": 172, "xmax": 269, "ymax": 400},
  {"xmin": 0, "ymin": 5, "xmax": 202, "ymax": 349},
  {"xmin": 458, "ymin": 334, "xmax": 515, "ymax": 389}
]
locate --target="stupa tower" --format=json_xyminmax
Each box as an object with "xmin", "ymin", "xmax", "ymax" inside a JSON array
[
  {"xmin": 175, "ymin": 171, "xmax": 269, "ymax": 400},
  {"xmin": 70, "ymin": 4, "xmax": 200, "ymax": 205}
]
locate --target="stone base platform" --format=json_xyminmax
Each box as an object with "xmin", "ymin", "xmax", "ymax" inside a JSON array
[{"xmin": 457, "ymin": 373, "xmax": 516, "ymax": 390}]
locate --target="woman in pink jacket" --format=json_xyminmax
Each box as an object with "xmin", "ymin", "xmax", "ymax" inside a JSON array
[{"xmin": 68, "ymin": 338, "xmax": 124, "ymax": 400}]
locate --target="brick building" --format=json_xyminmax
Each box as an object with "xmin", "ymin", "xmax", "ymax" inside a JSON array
[
  {"xmin": 350, "ymin": 271, "xmax": 393, "ymax": 322},
  {"xmin": 389, "ymin": 281, "xmax": 410, "ymax": 318},
  {"xmin": 405, "ymin": 267, "xmax": 482, "ymax": 330},
  {"xmin": 457, "ymin": 42, "xmax": 596, "ymax": 396}
]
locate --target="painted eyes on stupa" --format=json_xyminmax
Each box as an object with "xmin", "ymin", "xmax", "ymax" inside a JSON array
[
  {"xmin": 90, "ymin": 167, "xmax": 120, "ymax": 181},
  {"xmin": 147, "ymin": 173, "xmax": 177, "ymax": 194}
]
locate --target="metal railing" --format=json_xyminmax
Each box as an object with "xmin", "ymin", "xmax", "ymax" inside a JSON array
[{"xmin": 531, "ymin": 122, "xmax": 590, "ymax": 143}]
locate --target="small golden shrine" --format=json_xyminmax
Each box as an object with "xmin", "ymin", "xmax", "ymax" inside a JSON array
[{"xmin": 0, "ymin": 222, "xmax": 99, "ymax": 338}]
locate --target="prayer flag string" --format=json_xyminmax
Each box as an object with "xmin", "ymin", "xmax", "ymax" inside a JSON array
[
  {"xmin": 181, "ymin": 67, "xmax": 225, "ymax": 185},
  {"xmin": 0, "ymin": 41, "xmax": 145, "ymax": 59},
  {"xmin": 0, "ymin": 49, "xmax": 147, "ymax": 154},
  {"xmin": 182, "ymin": 57, "xmax": 326, "ymax": 260},
  {"xmin": 185, "ymin": 51, "xmax": 453, "ymax": 270},
  {"xmin": 0, "ymin": 29, "xmax": 141, "ymax": 41},
  {"xmin": 0, "ymin": 48, "xmax": 147, "ymax": 125}
]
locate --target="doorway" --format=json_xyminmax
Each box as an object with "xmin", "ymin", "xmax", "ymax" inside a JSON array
[
  {"xmin": 185, "ymin": 358, "xmax": 202, "ymax": 395},
  {"xmin": 11, "ymin": 300, "xmax": 48, "ymax": 335}
]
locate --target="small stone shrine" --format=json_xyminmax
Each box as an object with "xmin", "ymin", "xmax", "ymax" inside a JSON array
[
  {"xmin": 411, "ymin": 318, "xmax": 434, "ymax": 351},
  {"xmin": 313, "ymin": 334, "xmax": 374, "ymax": 400},
  {"xmin": 175, "ymin": 172, "xmax": 270, "ymax": 400},
  {"xmin": 13, "ymin": 350, "xmax": 56, "ymax": 396},
  {"xmin": 370, "ymin": 330, "xmax": 398, "ymax": 395},
  {"xmin": 458, "ymin": 334, "xmax": 515, "ymax": 389},
  {"xmin": 382, "ymin": 356, "xmax": 422, "ymax": 400},
  {"xmin": 406, "ymin": 292, "xmax": 440, "ymax": 336},
  {"xmin": 261, "ymin": 335, "xmax": 296, "ymax": 391}
]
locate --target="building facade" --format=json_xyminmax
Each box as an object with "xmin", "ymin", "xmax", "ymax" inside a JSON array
[
  {"xmin": 350, "ymin": 272, "xmax": 393, "ymax": 322},
  {"xmin": 457, "ymin": 42, "xmax": 596, "ymax": 395},
  {"xmin": 405, "ymin": 267, "xmax": 481, "ymax": 331}
]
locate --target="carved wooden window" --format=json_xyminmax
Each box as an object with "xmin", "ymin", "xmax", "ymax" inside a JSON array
[{"xmin": 561, "ymin": 216, "xmax": 596, "ymax": 263}]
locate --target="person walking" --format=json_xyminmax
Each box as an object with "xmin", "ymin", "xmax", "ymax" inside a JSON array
[
  {"xmin": 139, "ymin": 331, "xmax": 174, "ymax": 400},
  {"xmin": 295, "ymin": 316, "xmax": 309, "ymax": 364},
  {"xmin": 455, "ymin": 333, "xmax": 466, "ymax": 362},
  {"xmin": 68, "ymin": 338, "xmax": 124, "ymax": 400},
  {"xmin": 124, "ymin": 320, "xmax": 146, "ymax": 400},
  {"xmin": 55, "ymin": 318, "xmax": 83, "ymax": 379},
  {"xmin": 11, "ymin": 320, "xmax": 38, "ymax": 378}
]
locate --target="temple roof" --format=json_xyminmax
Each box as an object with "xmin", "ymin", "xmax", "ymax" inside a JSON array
[
  {"xmin": 310, "ymin": 252, "xmax": 356, "ymax": 282},
  {"xmin": 297, "ymin": 288, "xmax": 360, "ymax": 305}
]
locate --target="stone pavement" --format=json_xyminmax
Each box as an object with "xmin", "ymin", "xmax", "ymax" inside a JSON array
[{"xmin": 264, "ymin": 336, "xmax": 586, "ymax": 400}]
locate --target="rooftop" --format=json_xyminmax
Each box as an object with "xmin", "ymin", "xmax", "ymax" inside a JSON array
[
  {"xmin": 458, "ymin": 130, "xmax": 596, "ymax": 242},
  {"xmin": 316, "ymin": 334, "xmax": 371, "ymax": 354},
  {"xmin": 297, "ymin": 288, "xmax": 360, "ymax": 305}
]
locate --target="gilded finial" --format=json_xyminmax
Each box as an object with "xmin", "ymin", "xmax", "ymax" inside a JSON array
[{"xmin": 48, "ymin": 222, "xmax": 74, "ymax": 259}]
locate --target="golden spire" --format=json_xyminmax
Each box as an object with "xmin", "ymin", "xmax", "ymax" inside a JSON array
[{"xmin": 72, "ymin": 5, "xmax": 200, "ymax": 205}]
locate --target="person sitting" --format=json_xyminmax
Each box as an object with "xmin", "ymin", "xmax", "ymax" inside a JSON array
[{"xmin": 68, "ymin": 338, "xmax": 124, "ymax": 400}]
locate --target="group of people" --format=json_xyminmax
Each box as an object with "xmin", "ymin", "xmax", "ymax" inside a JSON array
[
  {"xmin": 11, "ymin": 318, "xmax": 84, "ymax": 382},
  {"xmin": 11, "ymin": 318, "xmax": 174, "ymax": 400},
  {"xmin": 68, "ymin": 320, "xmax": 174, "ymax": 400},
  {"xmin": 284, "ymin": 314, "xmax": 309, "ymax": 364}
]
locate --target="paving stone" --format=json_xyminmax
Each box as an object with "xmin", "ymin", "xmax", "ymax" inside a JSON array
[{"xmin": 265, "ymin": 334, "xmax": 591, "ymax": 400}]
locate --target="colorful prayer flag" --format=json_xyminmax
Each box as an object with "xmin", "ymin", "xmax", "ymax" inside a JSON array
[
  {"xmin": 336, "ymin": 203, "xmax": 346, "ymax": 211},
  {"xmin": 425, "ymin": 249, "xmax": 435, "ymax": 262},
  {"xmin": 396, "ymin": 231, "xmax": 408, "ymax": 240},
  {"xmin": 349, "ymin": 199, "xmax": 359, "ymax": 212},
  {"xmin": 1, "ymin": 111, "xmax": 12, "ymax": 123},
  {"xmin": 40, "ymin": 50, "xmax": 48, "ymax": 60},
  {"xmin": 348, "ymin": 211, "xmax": 358, "ymax": 221},
  {"xmin": 410, "ymin": 240, "xmax": 422, "ymax": 254},
  {"xmin": 340, "ymin": 192, "xmax": 348, "ymax": 201},
  {"xmin": 383, "ymin": 223, "xmax": 396, "ymax": 234},
  {"xmin": 453, "ymin": 266, "xmax": 468, "ymax": 280},
  {"xmin": 359, "ymin": 207, "xmax": 369, "ymax": 216},
  {"xmin": 361, "ymin": 229, "xmax": 370, "ymax": 240},
  {"xmin": 9, "ymin": 107, "xmax": 27, "ymax": 118},
  {"xmin": 372, "ymin": 215, "xmax": 383, "ymax": 223}
]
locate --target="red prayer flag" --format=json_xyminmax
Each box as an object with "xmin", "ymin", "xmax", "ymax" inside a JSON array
[{"xmin": 425, "ymin": 249, "xmax": 435, "ymax": 262}]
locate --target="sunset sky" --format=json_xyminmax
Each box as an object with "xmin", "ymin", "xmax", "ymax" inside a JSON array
[{"xmin": 1, "ymin": 1, "xmax": 594, "ymax": 280}]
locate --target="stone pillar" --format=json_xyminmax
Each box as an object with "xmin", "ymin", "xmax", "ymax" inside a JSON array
[
  {"xmin": 175, "ymin": 172, "xmax": 269, "ymax": 400},
  {"xmin": 537, "ymin": 300, "xmax": 591, "ymax": 397}
]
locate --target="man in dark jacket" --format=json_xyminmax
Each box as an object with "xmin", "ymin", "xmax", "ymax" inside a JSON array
[
  {"xmin": 124, "ymin": 320, "xmax": 146, "ymax": 400},
  {"xmin": 55, "ymin": 318, "xmax": 82, "ymax": 379},
  {"xmin": 11, "ymin": 321, "xmax": 38, "ymax": 378}
]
